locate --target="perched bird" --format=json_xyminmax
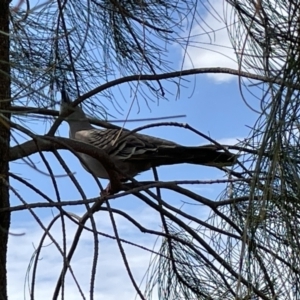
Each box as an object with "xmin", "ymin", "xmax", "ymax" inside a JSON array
[{"xmin": 60, "ymin": 90, "xmax": 237, "ymax": 193}]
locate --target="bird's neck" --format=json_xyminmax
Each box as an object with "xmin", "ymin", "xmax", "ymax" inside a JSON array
[{"xmin": 68, "ymin": 119, "xmax": 93, "ymax": 138}]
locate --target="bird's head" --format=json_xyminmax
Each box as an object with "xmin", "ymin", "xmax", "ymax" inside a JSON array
[{"xmin": 60, "ymin": 89, "xmax": 87, "ymax": 123}]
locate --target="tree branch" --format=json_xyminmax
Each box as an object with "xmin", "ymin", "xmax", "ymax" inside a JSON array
[{"xmin": 9, "ymin": 136, "xmax": 123, "ymax": 193}]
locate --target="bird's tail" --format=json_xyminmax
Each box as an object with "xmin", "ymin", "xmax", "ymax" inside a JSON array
[{"xmin": 148, "ymin": 145, "xmax": 237, "ymax": 167}]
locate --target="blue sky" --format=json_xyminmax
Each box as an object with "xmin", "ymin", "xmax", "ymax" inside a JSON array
[{"xmin": 8, "ymin": 0, "xmax": 260, "ymax": 299}]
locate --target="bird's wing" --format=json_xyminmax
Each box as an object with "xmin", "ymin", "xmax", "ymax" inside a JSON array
[
  {"xmin": 74, "ymin": 128, "xmax": 237, "ymax": 168},
  {"xmin": 75, "ymin": 128, "xmax": 177, "ymax": 160}
]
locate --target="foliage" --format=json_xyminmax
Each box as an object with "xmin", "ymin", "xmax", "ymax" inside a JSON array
[{"xmin": 1, "ymin": 0, "xmax": 300, "ymax": 299}]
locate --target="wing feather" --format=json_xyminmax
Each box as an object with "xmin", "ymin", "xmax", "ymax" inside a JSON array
[{"xmin": 86, "ymin": 128, "xmax": 177, "ymax": 160}]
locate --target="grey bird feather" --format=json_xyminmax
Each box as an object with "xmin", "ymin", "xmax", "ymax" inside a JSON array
[{"xmin": 60, "ymin": 90, "xmax": 237, "ymax": 181}]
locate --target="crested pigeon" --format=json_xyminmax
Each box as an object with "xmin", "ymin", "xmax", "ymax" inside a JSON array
[{"xmin": 60, "ymin": 90, "xmax": 237, "ymax": 193}]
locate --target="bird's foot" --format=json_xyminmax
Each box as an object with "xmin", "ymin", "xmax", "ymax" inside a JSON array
[
  {"xmin": 100, "ymin": 183, "xmax": 113, "ymax": 197},
  {"xmin": 100, "ymin": 175, "xmax": 127, "ymax": 197}
]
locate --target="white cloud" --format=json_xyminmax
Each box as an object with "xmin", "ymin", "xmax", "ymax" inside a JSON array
[
  {"xmin": 7, "ymin": 207, "xmax": 161, "ymax": 300},
  {"xmin": 181, "ymin": 0, "xmax": 238, "ymax": 83},
  {"xmin": 217, "ymin": 136, "xmax": 243, "ymax": 145}
]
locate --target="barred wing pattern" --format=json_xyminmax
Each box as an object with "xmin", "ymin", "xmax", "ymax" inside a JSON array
[
  {"xmin": 87, "ymin": 129, "xmax": 177, "ymax": 160},
  {"xmin": 83, "ymin": 128, "xmax": 236, "ymax": 168}
]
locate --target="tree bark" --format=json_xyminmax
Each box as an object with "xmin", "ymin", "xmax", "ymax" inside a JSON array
[{"xmin": 0, "ymin": 1, "xmax": 11, "ymax": 299}]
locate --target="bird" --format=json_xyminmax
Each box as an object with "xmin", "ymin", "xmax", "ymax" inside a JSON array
[{"xmin": 60, "ymin": 90, "xmax": 237, "ymax": 194}]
